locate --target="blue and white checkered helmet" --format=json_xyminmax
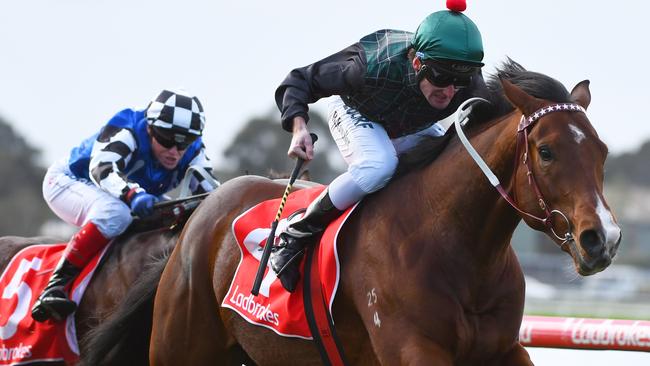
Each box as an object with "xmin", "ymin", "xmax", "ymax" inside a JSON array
[{"xmin": 146, "ymin": 89, "xmax": 205, "ymax": 136}]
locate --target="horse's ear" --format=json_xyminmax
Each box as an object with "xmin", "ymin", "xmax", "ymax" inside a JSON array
[
  {"xmin": 500, "ymin": 78, "xmax": 543, "ymax": 115},
  {"xmin": 570, "ymin": 80, "xmax": 591, "ymax": 110}
]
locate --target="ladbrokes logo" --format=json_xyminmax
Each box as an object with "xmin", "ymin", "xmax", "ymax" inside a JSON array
[
  {"xmin": 0, "ymin": 343, "xmax": 32, "ymax": 362},
  {"xmin": 228, "ymin": 285, "xmax": 280, "ymax": 326},
  {"xmin": 570, "ymin": 321, "xmax": 650, "ymax": 348}
]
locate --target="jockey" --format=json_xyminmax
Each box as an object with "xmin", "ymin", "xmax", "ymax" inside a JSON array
[
  {"xmin": 31, "ymin": 89, "xmax": 218, "ymax": 322},
  {"xmin": 271, "ymin": 0, "xmax": 488, "ymax": 292}
]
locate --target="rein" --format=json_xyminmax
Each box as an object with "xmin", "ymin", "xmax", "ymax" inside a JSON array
[{"xmin": 452, "ymin": 98, "xmax": 586, "ymax": 249}]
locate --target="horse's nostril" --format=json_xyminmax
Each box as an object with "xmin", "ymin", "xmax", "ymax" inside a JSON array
[{"xmin": 579, "ymin": 229, "xmax": 605, "ymax": 257}]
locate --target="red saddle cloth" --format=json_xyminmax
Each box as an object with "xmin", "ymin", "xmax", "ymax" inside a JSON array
[
  {"xmin": 223, "ymin": 186, "xmax": 355, "ymax": 339},
  {"xmin": 0, "ymin": 243, "xmax": 107, "ymax": 365}
]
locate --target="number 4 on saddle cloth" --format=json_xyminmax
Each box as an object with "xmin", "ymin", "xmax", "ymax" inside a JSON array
[
  {"xmin": 0, "ymin": 243, "xmax": 106, "ymax": 365},
  {"xmin": 224, "ymin": 185, "xmax": 355, "ymax": 339}
]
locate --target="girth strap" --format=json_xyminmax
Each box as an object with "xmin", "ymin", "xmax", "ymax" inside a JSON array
[{"xmin": 303, "ymin": 244, "xmax": 348, "ymax": 366}]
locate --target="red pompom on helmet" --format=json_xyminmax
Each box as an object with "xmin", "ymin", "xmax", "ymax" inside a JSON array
[{"xmin": 446, "ymin": 0, "xmax": 467, "ymax": 12}]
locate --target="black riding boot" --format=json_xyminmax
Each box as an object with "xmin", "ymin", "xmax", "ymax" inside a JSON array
[
  {"xmin": 31, "ymin": 258, "xmax": 80, "ymax": 322},
  {"xmin": 270, "ymin": 189, "xmax": 343, "ymax": 292}
]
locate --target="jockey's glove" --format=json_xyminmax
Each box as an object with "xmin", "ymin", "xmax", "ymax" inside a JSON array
[{"xmin": 130, "ymin": 192, "xmax": 159, "ymax": 217}]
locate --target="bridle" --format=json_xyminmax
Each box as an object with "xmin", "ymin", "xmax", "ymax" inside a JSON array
[{"xmin": 450, "ymin": 98, "xmax": 587, "ymax": 250}]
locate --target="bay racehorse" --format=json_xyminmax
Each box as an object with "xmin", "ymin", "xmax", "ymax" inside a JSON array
[
  {"xmin": 0, "ymin": 197, "xmax": 201, "ymax": 365},
  {"xmin": 137, "ymin": 60, "xmax": 619, "ymax": 365}
]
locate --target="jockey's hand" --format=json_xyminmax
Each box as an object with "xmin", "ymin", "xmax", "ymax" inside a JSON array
[
  {"xmin": 288, "ymin": 116, "xmax": 314, "ymax": 161},
  {"xmin": 130, "ymin": 192, "xmax": 159, "ymax": 217}
]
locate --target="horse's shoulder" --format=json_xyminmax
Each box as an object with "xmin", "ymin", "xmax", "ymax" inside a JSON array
[
  {"xmin": 229, "ymin": 174, "xmax": 279, "ymax": 188},
  {"xmin": 208, "ymin": 175, "xmax": 286, "ymax": 204},
  {"xmin": 272, "ymin": 178, "xmax": 321, "ymax": 190},
  {"xmin": 193, "ymin": 175, "xmax": 300, "ymax": 230}
]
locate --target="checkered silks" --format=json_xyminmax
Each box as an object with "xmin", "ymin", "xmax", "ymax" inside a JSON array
[{"xmin": 146, "ymin": 89, "xmax": 205, "ymax": 136}]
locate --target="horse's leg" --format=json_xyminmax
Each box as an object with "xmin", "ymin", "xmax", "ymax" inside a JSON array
[
  {"xmin": 488, "ymin": 344, "xmax": 534, "ymax": 366},
  {"xmin": 397, "ymin": 338, "xmax": 454, "ymax": 366},
  {"xmin": 226, "ymin": 344, "xmax": 257, "ymax": 366},
  {"xmin": 363, "ymin": 326, "xmax": 453, "ymax": 366}
]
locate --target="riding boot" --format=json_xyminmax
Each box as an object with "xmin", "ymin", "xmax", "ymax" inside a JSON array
[
  {"xmin": 30, "ymin": 257, "xmax": 80, "ymax": 322},
  {"xmin": 31, "ymin": 222, "xmax": 110, "ymax": 322},
  {"xmin": 270, "ymin": 189, "xmax": 343, "ymax": 292}
]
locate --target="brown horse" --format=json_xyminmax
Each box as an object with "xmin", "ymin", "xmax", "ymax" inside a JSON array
[
  {"xmin": 0, "ymin": 200, "xmax": 199, "ymax": 365},
  {"xmin": 141, "ymin": 61, "xmax": 621, "ymax": 365}
]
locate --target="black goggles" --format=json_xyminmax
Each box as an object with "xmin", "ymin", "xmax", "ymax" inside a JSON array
[
  {"xmin": 418, "ymin": 61, "xmax": 478, "ymax": 89},
  {"xmin": 150, "ymin": 127, "xmax": 197, "ymax": 150}
]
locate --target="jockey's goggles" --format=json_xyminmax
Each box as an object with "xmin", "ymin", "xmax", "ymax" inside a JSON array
[
  {"xmin": 150, "ymin": 127, "xmax": 197, "ymax": 150},
  {"xmin": 417, "ymin": 56, "xmax": 478, "ymax": 89}
]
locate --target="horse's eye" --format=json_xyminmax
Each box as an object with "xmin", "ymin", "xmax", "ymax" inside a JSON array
[{"xmin": 538, "ymin": 145, "xmax": 553, "ymax": 161}]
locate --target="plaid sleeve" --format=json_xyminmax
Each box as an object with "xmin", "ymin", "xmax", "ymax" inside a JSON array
[
  {"xmin": 274, "ymin": 42, "xmax": 366, "ymax": 132},
  {"xmin": 88, "ymin": 125, "xmax": 142, "ymax": 200},
  {"xmin": 186, "ymin": 144, "xmax": 218, "ymax": 194}
]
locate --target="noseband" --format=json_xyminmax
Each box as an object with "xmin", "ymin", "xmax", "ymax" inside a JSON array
[{"xmin": 452, "ymin": 99, "xmax": 587, "ymax": 249}]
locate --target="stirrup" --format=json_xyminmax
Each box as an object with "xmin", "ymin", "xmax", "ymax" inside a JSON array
[
  {"xmin": 31, "ymin": 287, "xmax": 77, "ymax": 322},
  {"xmin": 32, "ymin": 299, "xmax": 77, "ymax": 322}
]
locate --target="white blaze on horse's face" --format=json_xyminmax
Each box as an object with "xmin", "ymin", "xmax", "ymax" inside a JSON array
[
  {"xmin": 595, "ymin": 195, "xmax": 622, "ymax": 248},
  {"xmin": 569, "ymin": 123, "xmax": 586, "ymax": 144}
]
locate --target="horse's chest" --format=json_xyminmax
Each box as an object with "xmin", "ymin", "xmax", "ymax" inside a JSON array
[
  {"xmin": 452, "ymin": 261, "xmax": 526, "ymax": 359},
  {"xmin": 458, "ymin": 305, "xmax": 523, "ymax": 360}
]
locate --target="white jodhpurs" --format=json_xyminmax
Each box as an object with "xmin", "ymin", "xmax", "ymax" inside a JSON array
[
  {"xmin": 42, "ymin": 159, "xmax": 133, "ymax": 238},
  {"xmin": 327, "ymin": 96, "xmax": 445, "ymax": 210}
]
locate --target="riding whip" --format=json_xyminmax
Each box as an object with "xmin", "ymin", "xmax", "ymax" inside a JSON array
[{"xmin": 251, "ymin": 133, "xmax": 318, "ymax": 296}]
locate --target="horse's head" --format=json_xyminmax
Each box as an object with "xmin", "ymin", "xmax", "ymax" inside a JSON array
[{"xmin": 502, "ymin": 79, "xmax": 621, "ymax": 276}]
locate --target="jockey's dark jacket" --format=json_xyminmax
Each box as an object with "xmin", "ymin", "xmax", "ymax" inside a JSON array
[{"xmin": 275, "ymin": 29, "xmax": 489, "ymax": 138}]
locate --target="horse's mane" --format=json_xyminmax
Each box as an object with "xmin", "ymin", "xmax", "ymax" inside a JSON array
[
  {"xmin": 470, "ymin": 58, "xmax": 572, "ymax": 125},
  {"xmin": 396, "ymin": 58, "xmax": 572, "ymax": 172}
]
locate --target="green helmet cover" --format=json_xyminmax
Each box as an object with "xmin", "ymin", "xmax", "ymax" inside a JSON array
[{"xmin": 413, "ymin": 10, "xmax": 484, "ymax": 66}]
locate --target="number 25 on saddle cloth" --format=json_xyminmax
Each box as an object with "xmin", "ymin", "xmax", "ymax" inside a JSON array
[
  {"xmin": 223, "ymin": 186, "xmax": 355, "ymax": 339},
  {"xmin": 0, "ymin": 243, "xmax": 107, "ymax": 365}
]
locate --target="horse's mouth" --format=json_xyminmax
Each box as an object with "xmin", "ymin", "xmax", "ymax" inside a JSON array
[{"xmin": 565, "ymin": 240, "xmax": 612, "ymax": 276}]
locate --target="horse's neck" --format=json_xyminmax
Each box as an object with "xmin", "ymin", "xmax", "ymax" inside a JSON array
[{"xmin": 415, "ymin": 112, "xmax": 523, "ymax": 268}]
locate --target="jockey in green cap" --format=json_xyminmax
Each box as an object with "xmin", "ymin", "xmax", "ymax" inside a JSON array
[
  {"xmin": 413, "ymin": 2, "xmax": 483, "ymax": 65},
  {"xmin": 272, "ymin": 0, "xmax": 488, "ymax": 292}
]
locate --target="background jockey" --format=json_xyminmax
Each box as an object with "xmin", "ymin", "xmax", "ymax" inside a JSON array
[
  {"xmin": 271, "ymin": 0, "xmax": 489, "ymax": 292},
  {"xmin": 31, "ymin": 89, "xmax": 218, "ymax": 322}
]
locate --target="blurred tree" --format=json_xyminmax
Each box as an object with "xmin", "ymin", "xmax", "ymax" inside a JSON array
[
  {"xmin": 218, "ymin": 109, "xmax": 345, "ymax": 183},
  {"xmin": 0, "ymin": 117, "xmax": 53, "ymax": 236},
  {"xmin": 605, "ymin": 141, "xmax": 650, "ymax": 187}
]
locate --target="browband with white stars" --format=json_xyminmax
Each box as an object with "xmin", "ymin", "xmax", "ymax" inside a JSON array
[{"xmin": 518, "ymin": 103, "xmax": 586, "ymax": 132}]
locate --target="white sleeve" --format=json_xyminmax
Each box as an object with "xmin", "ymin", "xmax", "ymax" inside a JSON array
[
  {"xmin": 187, "ymin": 146, "xmax": 218, "ymax": 194},
  {"xmin": 88, "ymin": 127, "xmax": 143, "ymax": 200}
]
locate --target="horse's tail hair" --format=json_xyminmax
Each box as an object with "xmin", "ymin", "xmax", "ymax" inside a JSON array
[{"xmin": 78, "ymin": 252, "xmax": 170, "ymax": 366}]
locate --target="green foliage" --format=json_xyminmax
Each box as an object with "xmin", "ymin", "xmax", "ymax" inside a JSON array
[
  {"xmin": 0, "ymin": 118, "xmax": 53, "ymax": 236},
  {"xmin": 218, "ymin": 110, "xmax": 345, "ymax": 183}
]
